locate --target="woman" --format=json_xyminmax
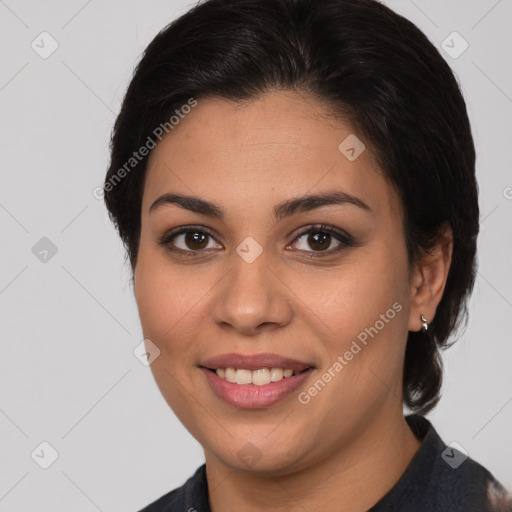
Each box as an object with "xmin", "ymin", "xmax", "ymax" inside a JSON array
[{"xmin": 103, "ymin": 0, "xmax": 511, "ymax": 510}]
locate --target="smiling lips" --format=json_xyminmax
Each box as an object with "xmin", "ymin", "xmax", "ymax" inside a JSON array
[{"xmin": 200, "ymin": 352, "xmax": 314, "ymax": 408}]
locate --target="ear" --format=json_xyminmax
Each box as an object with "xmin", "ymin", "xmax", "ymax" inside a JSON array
[{"xmin": 408, "ymin": 223, "xmax": 453, "ymax": 332}]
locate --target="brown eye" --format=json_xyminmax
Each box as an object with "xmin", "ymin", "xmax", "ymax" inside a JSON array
[
  {"xmin": 160, "ymin": 223, "xmax": 355, "ymax": 258},
  {"xmin": 160, "ymin": 227, "xmax": 222, "ymax": 254},
  {"xmin": 291, "ymin": 225, "xmax": 353, "ymax": 254},
  {"xmin": 305, "ymin": 231, "xmax": 332, "ymax": 251},
  {"xmin": 182, "ymin": 230, "xmax": 209, "ymax": 250}
]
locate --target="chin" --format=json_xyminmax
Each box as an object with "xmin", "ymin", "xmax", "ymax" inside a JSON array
[{"xmin": 204, "ymin": 432, "xmax": 313, "ymax": 476}]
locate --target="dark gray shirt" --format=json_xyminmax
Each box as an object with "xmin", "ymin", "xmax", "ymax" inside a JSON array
[{"xmin": 139, "ymin": 414, "xmax": 511, "ymax": 512}]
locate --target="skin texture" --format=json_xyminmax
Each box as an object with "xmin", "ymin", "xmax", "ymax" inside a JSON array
[{"xmin": 134, "ymin": 90, "xmax": 453, "ymax": 511}]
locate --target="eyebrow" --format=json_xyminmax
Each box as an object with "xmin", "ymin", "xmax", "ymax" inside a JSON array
[{"xmin": 149, "ymin": 190, "xmax": 372, "ymax": 221}]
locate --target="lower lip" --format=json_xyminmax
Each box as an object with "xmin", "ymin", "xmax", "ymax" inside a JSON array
[{"xmin": 201, "ymin": 367, "xmax": 314, "ymax": 409}]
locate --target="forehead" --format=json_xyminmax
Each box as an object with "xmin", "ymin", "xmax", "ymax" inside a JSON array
[{"xmin": 142, "ymin": 91, "xmax": 401, "ymax": 221}]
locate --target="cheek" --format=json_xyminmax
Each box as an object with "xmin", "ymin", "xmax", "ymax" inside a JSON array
[
  {"xmin": 302, "ymin": 246, "xmax": 411, "ymax": 418},
  {"xmin": 133, "ymin": 249, "xmax": 207, "ymax": 431},
  {"xmin": 310, "ymin": 246, "xmax": 409, "ymax": 348},
  {"xmin": 134, "ymin": 245, "xmax": 199, "ymax": 355}
]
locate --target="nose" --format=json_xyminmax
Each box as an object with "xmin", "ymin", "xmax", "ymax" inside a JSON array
[{"xmin": 210, "ymin": 250, "xmax": 294, "ymax": 336}]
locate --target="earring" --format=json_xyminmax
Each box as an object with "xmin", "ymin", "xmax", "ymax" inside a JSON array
[{"xmin": 420, "ymin": 314, "xmax": 429, "ymax": 332}]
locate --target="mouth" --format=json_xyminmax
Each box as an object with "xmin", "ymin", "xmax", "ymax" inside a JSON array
[{"xmin": 199, "ymin": 352, "xmax": 315, "ymax": 408}]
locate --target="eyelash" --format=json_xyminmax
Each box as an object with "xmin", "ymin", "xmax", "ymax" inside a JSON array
[{"xmin": 158, "ymin": 223, "xmax": 356, "ymax": 258}]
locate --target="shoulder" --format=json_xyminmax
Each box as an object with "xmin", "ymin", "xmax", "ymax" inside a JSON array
[
  {"xmin": 376, "ymin": 414, "xmax": 512, "ymax": 512},
  {"xmin": 434, "ymin": 447, "xmax": 511, "ymax": 511},
  {"xmin": 137, "ymin": 464, "xmax": 209, "ymax": 512}
]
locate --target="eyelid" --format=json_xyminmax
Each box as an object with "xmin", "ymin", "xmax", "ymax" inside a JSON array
[{"xmin": 289, "ymin": 223, "xmax": 352, "ymax": 245}]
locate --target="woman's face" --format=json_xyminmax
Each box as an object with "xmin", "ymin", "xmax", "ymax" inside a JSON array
[{"xmin": 134, "ymin": 91, "xmax": 419, "ymax": 474}]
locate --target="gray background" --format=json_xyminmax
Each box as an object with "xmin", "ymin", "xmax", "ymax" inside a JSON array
[{"xmin": 1, "ymin": 0, "xmax": 511, "ymax": 510}]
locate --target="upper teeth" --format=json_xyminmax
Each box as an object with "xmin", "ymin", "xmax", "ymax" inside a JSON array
[{"xmin": 215, "ymin": 368, "xmax": 294, "ymax": 385}]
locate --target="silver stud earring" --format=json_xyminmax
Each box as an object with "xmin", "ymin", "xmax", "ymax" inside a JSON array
[{"xmin": 421, "ymin": 315, "xmax": 429, "ymax": 332}]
